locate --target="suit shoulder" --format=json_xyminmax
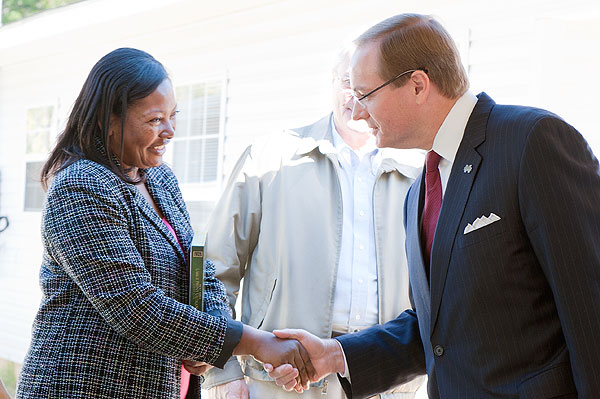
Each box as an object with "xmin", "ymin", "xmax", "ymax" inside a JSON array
[
  {"xmin": 486, "ymin": 103, "xmax": 576, "ymax": 147},
  {"xmin": 491, "ymin": 103, "xmax": 565, "ymax": 130}
]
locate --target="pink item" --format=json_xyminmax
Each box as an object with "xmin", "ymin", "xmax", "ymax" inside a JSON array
[{"xmin": 162, "ymin": 218, "xmax": 191, "ymax": 399}]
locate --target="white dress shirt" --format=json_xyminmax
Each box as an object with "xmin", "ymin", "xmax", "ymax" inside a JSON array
[
  {"xmin": 330, "ymin": 120, "xmax": 381, "ymax": 330},
  {"xmin": 340, "ymin": 90, "xmax": 478, "ymax": 379},
  {"xmin": 430, "ymin": 91, "xmax": 478, "ymax": 195}
]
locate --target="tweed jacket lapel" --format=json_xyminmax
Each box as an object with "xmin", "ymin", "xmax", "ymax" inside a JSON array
[
  {"xmin": 429, "ymin": 93, "xmax": 495, "ymax": 335},
  {"xmin": 137, "ymin": 169, "xmax": 187, "ymax": 264},
  {"xmin": 92, "ymin": 139, "xmax": 185, "ymax": 261}
]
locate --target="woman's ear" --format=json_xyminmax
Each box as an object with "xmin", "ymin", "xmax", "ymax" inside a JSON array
[{"xmin": 108, "ymin": 114, "xmax": 120, "ymax": 137}]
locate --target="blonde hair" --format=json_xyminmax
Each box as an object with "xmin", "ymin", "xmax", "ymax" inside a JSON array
[{"xmin": 354, "ymin": 13, "xmax": 469, "ymax": 99}]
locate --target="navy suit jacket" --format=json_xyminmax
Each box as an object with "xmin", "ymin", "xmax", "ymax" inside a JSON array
[{"xmin": 337, "ymin": 93, "xmax": 600, "ymax": 398}]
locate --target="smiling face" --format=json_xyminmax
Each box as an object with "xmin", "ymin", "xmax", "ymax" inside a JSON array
[
  {"xmin": 350, "ymin": 41, "xmax": 429, "ymax": 150},
  {"xmin": 109, "ymin": 79, "xmax": 177, "ymax": 177}
]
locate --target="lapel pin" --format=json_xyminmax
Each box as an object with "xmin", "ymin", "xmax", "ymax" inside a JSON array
[{"xmin": 463, "ymin": 164, "xmax": 473, "ymax": 174}]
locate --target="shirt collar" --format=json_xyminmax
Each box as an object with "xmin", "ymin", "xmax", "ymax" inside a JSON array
[
  {"xmin": 330, "ymin": 118, "xmax": 381, "ymax": 173},
  {"xmin": 330, "ymin": 118, "xmax": 348, "ymax": 152},
  {"xmin": 431, "ymin": 91, "xmax": 478, "ymax": 164}
]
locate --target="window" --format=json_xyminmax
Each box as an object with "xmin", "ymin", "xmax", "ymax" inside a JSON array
[
  {"xmin": 173, "ymin": 79, "xmax": 226, "ymax": 185},
  {"xmin": 24, "ymin": 161, "xmax": 46, "ymax": 211},
  {"xmin": 24, "ymin": 106, "xmax": 54, "ymax": 211}
]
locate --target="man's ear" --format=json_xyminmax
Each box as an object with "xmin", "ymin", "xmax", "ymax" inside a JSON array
[{"xmin": 412, "ymin": 70, "xmax": 430, "ymax": 105}]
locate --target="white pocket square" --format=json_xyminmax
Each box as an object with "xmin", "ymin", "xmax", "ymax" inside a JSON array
[{"xmin": 464, "ymin": 213, "xmax": 501, "ymax": 235}]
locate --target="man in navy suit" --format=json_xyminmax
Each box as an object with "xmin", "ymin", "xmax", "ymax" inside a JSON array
[{"xmin": 267, "ymin": 13, "xmax": 600, "ymax": 398}]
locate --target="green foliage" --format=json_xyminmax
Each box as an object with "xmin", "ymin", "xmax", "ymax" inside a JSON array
[
  {"xmin": 0, "ymin": 358, "xmax": 20, "ymax": 397},
  {"xmin": 2, "ymin": 0, "xmax": 82, "ymax": 25}
]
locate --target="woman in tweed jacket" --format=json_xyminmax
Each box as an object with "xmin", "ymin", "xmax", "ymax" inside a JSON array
[{"xmin": 16, "ymin": 48, "xmax": 313, "ymax": 399}]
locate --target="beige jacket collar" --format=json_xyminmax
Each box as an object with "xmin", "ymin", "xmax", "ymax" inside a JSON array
[{"xmin": 293, "ymin": 113, "xmax": 422, "ymax": 180}]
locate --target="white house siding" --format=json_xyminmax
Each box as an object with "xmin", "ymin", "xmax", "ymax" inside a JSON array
[{"xmin": 0, "ymin": 0, "xmax": 598, "ymax": 382}]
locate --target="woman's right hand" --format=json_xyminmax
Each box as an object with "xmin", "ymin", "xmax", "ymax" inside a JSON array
[{"xmin": 233, "ymin": 325, "xmax": 315, "ymax": 390}]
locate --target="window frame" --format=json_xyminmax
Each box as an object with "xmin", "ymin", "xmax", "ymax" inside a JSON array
[
  {"xmin": 166, "ymin": 74, "xmax": 228, "ymax": 201},
  {"xmin": 23, "ymin": 104, "xmax": 58, "ymax": 212}
]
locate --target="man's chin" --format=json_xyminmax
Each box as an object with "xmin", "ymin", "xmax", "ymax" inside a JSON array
[
  {"xmin": 372, "ymin": 129, "xmax": 385, "ymax": 147},
  {"xmin": 345, "ymin": 118, "xmax": 371, "ymax": 133}
]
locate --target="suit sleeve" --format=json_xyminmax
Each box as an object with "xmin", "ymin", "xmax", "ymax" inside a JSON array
[
  {"xmin": 203, "ymin": 145, "xmax": 263, "ymax": 388},
  {"xmin": 43, "ymin": 169, "xmax": 241, "ymax": 368},
  {"xmin": 335, "ymin": 309, "xmax": 426, "ymax": 399},
  {"xmin": 519, "ymin": 117, "xmax": 600, "ymax": 395}
]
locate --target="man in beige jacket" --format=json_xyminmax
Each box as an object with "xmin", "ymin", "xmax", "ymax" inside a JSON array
[{"xmin": 203, "ymin": 48, "xmax": 425, "ymax": 399}]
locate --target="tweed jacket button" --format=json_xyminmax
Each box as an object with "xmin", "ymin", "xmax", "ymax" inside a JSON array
[{"xmin": 434, "ymin": 344, "xmax": 444, "ymax": 357}]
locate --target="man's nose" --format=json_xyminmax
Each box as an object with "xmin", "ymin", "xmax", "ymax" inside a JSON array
[{"xmin": 351, "ymin": 98, "xmax": 369, "ymax": 120}]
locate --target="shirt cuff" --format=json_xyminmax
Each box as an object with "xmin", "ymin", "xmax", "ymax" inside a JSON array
[
  {"xmin": 212, "ymin": 318, "xmax": 243, "ymax": 369},
  {"xmin": 334, "ymin": 338, "xmax": 351, "ymax": 383}
]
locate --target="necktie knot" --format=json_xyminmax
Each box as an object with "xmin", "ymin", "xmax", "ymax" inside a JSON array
[{"xmin": 426, "ymin": 151, "xmax": 441, "ymax": 172}]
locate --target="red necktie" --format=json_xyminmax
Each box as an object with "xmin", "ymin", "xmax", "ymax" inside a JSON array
[{"xmin": 422, "ymin": 151, "xmax": 442, "ymax": 271}]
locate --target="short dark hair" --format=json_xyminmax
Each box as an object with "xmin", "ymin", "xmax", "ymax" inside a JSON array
[
  {"xmin": 354, "ymin": 13, "xmax": 469, "ymax": 99},
  {"xmin": 41, "ymin": 47, "xmax": 169, "ymax": 189}
]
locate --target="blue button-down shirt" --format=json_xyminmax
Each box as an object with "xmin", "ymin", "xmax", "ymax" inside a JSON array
[{"xmin": 331, "ymin": 121, "xmax": 381, "ymax": 329}]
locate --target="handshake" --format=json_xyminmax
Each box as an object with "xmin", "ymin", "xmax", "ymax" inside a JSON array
[{"xmin": 184, "ymin": 327, "xmax": 346, "ymax": 394}]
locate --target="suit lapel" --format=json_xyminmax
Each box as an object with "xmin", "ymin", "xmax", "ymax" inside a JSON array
[
  {"xmin": 429, "ymin": 93, "xmax": 495, "ymax": 335},
  {"xmin": 406, "ymin": 172, "xmax": 431, "ymax": 331}
]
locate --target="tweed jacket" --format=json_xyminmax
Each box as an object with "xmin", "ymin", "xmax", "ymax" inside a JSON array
[
  {"xmin": 203, "ymin": 114, "xmax": 425, "ymax": 396},
  {"xmin": 17, "ymin": 158, "xmax": 242, "ymax": 399}
]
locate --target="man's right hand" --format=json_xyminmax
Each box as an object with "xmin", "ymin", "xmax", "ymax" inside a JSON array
[
  {"xmin": 206, "ymin": 379, "xmax": 249, "ymax": 399},
  {"xmin": 232, "ymin": 325, "xmax": 315, "ymax": 390},
  {"xmin": 264, "ymin": 328, "xmax": 346, "ymax": 391}
]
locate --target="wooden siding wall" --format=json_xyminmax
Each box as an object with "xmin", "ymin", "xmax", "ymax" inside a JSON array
[{"xmin": 0, "ymin": 0, "xmax": 599, "ymax": 365}]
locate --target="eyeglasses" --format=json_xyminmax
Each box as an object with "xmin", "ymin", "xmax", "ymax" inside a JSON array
[{"xmin": 353, "ymin": 68, "xmax": 428, "ymax": 106}]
